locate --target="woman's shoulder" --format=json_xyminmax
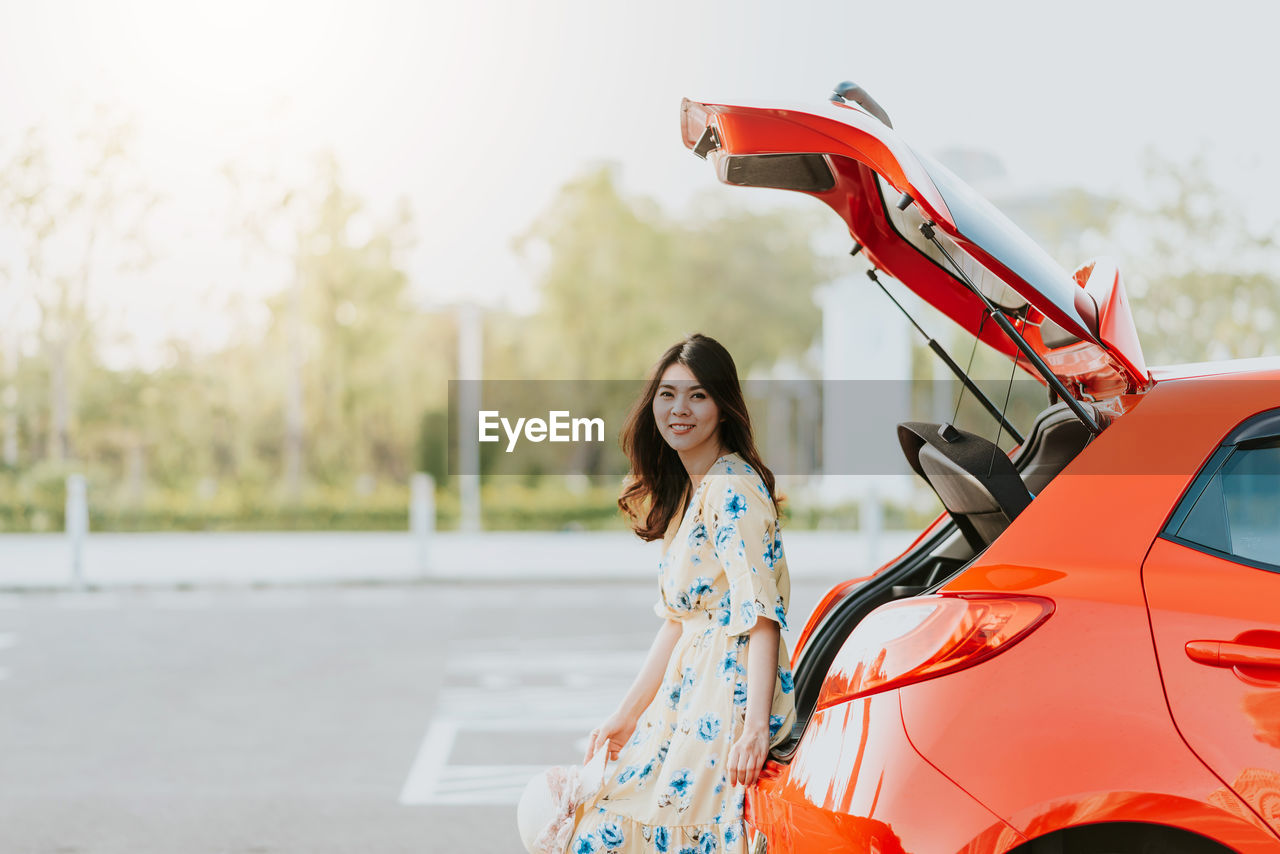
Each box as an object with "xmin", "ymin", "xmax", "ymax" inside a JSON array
[{"xmin": 700, "ymin": 453, "xmax": 775, "ymax": 520}]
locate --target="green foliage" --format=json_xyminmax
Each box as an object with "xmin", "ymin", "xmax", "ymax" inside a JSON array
[
  {"xmin": 0, "ymin": 134, "xmax": 840, "ymax": 529},
  {"xmin": 1121, "ymin": 152, "xmax": 1280, "ymax": 365},
  {"xmin": 415, "ymin": 409, "xmax": 449, "ymax": 489},
  {"xmin": 0, "ymin": 471, "xmax": 630, "ymax": 533},
  {"xmin": 511, "ymin": 165, "xmax": 830, "ymax": 381},
  {"xmin": 1007, "ymin": 150, "xmax": 1280, "ymax": 366},
  {"xmin": 16, "ymin": 137, "xmax": 1275, "ymax": 534},
  {"xmin": 0, "ymin": 465, "xmax": 937, "ymax": 533}
]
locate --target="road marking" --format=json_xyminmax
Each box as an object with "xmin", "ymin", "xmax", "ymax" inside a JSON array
[
  {"xmin": 418, "ymin": 765, "xmax": 548, "ymax": 805},
  {"xmin": 401, "ymin": 643, "xmax": 641, "ymax": 806},
  {"xmin": 399, "ymin": 718, "xmax": 457, "ymax": 805}
]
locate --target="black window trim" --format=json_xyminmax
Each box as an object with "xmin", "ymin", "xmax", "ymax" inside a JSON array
[{"xmin": 1159, "ymin": 407, "xmax": 1280, "ymax": 575}]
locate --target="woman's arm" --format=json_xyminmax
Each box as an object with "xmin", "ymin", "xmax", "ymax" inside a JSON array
[
  {"xmin": 586, "ymin": 618, "xmax": 683, "ymax": 762},
  {"xmin": 727, "ymin": 617, "xmax": 781, "ymax": 786}
]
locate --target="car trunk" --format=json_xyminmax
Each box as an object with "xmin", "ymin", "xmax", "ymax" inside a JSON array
[{"xmin": 681, "ymin": 96, "xmax": 1151, "ymax": 405}]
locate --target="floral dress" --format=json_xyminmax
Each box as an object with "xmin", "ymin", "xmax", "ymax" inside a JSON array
[{"xmin": 568, "ymin": 453, "xmax": 796, "ymax": 854}]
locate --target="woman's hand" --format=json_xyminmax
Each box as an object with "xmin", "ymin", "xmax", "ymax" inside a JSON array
[
  {"xmin": 586, "ymin": 620, "xmax": 682, "ymax": 764},
  {"xmin": 727, "ymin": 724, "xmax": 770, "ymax": 787},
  {"xmin": 585, "ymin": 711, "xmax": 637, "ymax": 763}
]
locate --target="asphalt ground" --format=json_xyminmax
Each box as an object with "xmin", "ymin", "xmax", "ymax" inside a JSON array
[{"xmin": 0, "ymin": 579, "xmax": 834, "ymax": 854}]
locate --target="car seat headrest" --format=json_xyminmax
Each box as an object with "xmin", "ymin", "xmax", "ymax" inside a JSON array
[{"xmin": 898, "ymin": 421, "xmax": 1033, "ymax": 551}]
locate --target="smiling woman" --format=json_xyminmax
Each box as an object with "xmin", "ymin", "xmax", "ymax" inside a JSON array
[{"xmin": 543, "ymin": 333, "xmax": 796, "ymax": 854}]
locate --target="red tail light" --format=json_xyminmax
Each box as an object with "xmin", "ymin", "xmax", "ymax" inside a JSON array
[{"xmin": 815, "ymin": 595, "xmax": 1054, "ymax": 710}]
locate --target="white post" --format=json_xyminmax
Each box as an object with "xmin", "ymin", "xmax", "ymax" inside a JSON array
[
  {"xmin": 411, "ymin": 472, "xmax": 435, "ymax": 575},
  {"xmin": 861, "ymin": 481, "xmax": 882, "ymax": 571},
  {"xmin": 457, "ymin": 303, "xmax": 482, "ymax": 533},
  {"xmin": 65, "ymin": 474, "xmax": 87, "ymax": 589}
]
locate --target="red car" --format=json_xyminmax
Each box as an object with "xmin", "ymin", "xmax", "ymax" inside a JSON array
[{"xmin": 682, "ymin": 84, "xmax": 1280, "ymax": 853}]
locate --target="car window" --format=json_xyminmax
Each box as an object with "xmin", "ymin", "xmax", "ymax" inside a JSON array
[{"xmin": 1176, "ymin": 438, "xmax": 1280, "ymax": 568}]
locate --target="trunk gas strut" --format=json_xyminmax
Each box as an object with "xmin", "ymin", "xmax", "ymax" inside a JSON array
[
  {"xmin": 865, "ymin": 266, "xmax": 1025, "ymax": 445},
  {"xmin": 915, "ymin": 220, "xmax": 1104, "ymax": 436}
]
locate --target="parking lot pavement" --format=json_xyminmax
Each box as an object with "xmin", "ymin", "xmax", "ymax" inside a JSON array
[
  {"xmin": 0, "ymin": 578, "xmax": 835, "ymax": 854},
  {"xmin": 399, "ymin": 634, "xmax": 644, "ymax": 806}
]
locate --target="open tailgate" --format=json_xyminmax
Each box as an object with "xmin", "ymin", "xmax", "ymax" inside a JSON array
[{"xmin": 681, "ymin": 97, "xmax": 1150, "ymax": 398}]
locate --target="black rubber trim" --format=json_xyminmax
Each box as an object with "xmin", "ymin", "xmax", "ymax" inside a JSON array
[
  {"xmin": 1156, "ymin": 405, "xmax": 1280, "ymax": 574},
  {"xmin": 1225, "ymin": 407, "xmax": 1280, "ymax": 445},
  {"xmin": 1157, "ymin": 406, "xmax": 1280, "ymax": 535},
  {"xmin": 1160, "ymin": 534, "xmax": 1280, "ymax": 576},
  {"xmin": 1160, "ymin": 445, "xmax": 1233, "ymax": 536},
  {"xmin": 1012, "ymin": 821, "xmax": 1235, "ymax": 853}
]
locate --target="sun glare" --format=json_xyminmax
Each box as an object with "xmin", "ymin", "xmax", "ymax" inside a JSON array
[{"xmin": 88, "ymin": 0, "xmax": 347, "ymax": 124}]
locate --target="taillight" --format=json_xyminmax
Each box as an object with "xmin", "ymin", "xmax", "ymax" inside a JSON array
[{"xmin": 814, "ymin": 595, "xmax": 1054, "ymax": 710}]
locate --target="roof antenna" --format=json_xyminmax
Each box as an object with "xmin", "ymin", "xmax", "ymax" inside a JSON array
[{"xmin": 831, "ymin": 81, "xmax": 893, "ymax": 128}]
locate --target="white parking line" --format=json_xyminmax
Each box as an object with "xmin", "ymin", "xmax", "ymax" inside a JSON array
[
  {"xmin": 399, "ymin": 718, "xmax": 458, "ymax": 805},
  {"xmin": 421, "ymin": 765, "xmax": 549, "ymax": 805},
  {"xmin": 402, "ymin": 644, "xmax": 640, "ymax": 806}
]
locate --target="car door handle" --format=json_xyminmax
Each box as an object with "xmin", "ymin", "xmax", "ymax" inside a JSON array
[{"xmin": 1186, "ymin": 640, "xmax": 1280, "ymax": 669}]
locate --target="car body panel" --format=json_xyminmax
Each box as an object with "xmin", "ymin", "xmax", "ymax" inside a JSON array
[
  {"xmin": 1151, "ymin": 354, "xmax": 1280, "ymax": 382},
  {"xmin": 897, "ymin": 574, "xmax": 1276, "ymax": 850},
  {"xmin": 747, "ymin": 691, "xmax": 1024, "ymax": 854},
  {"xmin": 903, "ymin": 374, "xmax": 1280, "ymax": 848},
  {"xmin": 1144, "ymin": 536, "xmax": 1280, "ymax": 836},
  {"xmin": 680, "ymin": 97, "xmax": 1150, "ymax": 399},
  {"xmin": 783, "ymin": 374, "xmax": 1280, "ymax": 850}
]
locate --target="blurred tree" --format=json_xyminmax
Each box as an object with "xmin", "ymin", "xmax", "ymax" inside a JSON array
[
  {"xmin": 1004, "ymin": 186, "xmax": 1120, "ymax": 270},
  {"xmin": 223, "ymin": 157, "xmax": 313, "ymax": 497},
  {"xmin": 225, "ymin": 153, "xmax": 436, "ymax": 494},
  {"xmin": 983, "ymin": 150, "xmax": 1279, "ymax": 366},
  {"xmin": 292, "ymin": 163, "xmax": 426, "ymax": 484},
  {"xmin": 514, "ymin": 165, "xmax": 831, "ymax": 382},
  {"xmin": 0, "ymin": 116, "xmax": 156, "ymax": 466},
  {"xmin": 1121, "ymin": 151, "xmax": 1280, "ymax": 364}
]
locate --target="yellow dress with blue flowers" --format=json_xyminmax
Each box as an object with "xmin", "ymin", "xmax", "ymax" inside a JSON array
[{"xmin": 568, "ymin": 453, "xmax": 796, "ymax": 854}]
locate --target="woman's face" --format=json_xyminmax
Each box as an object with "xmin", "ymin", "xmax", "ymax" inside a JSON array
[{"xmin": 652, "ymin": 362, "xmax": 722, "ymax": 458}]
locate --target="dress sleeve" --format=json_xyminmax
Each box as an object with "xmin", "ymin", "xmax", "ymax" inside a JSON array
[
  {"xmin": 653, "ymin": 587, "xmax": 675, "ymax": 621},
  {"xmin": 707, "ymin": 473, "xmax": 789, "ymax": 636}
]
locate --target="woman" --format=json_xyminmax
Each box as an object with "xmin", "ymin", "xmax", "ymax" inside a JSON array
[{"xmin": 570, "ymin": 333, "xmax": 795, "ymax": 854}]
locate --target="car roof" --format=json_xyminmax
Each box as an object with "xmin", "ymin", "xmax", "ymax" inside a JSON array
[{"xmin": 1150, "ymin": 355, "xmax": 1280, "ymax": 382}]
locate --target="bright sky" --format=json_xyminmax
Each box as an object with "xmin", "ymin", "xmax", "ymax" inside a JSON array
[{"xmin": 0, "ymin": 0, "xmax": 1276, "ymax": 367}]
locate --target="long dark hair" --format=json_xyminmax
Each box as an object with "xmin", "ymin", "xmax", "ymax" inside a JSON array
[{"xmin": 618, "ymin": 334, "xmax": 776, "ymax": 542}]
